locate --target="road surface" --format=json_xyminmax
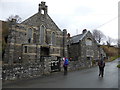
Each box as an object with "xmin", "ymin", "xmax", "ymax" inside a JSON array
[
  {"xmin": 3, "ymin": 58, "xmax": 119, "ymax": 88},
  {"xmin": 0, "ymin": 64, "xmax": 2, "ymax": 90}
]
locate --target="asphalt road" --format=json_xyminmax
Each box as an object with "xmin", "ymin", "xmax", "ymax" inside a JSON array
[
  {"xmin": 0, "ymin": 66, "xmax": 2, "ymax": 90},
  {"xmin": 3, "ymin": 58, "xmax": 119, "ymax": 88}
]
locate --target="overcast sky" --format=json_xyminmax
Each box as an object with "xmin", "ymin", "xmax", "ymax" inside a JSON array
[{"xmin": 0, "ymin": 0, "xmax": 119, "ymax": 42}]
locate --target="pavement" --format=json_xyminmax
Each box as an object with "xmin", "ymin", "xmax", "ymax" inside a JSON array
[{"xmin": 2, "ymin": 58, "xmax": 119, "ymax": 88}]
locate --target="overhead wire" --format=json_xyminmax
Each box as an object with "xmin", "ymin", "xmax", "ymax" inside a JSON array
[
  {"xmin": 92, "ymin": 2, "xmax": 119, "ymax": 30},
  {"xmin": 92, "ymin": 15, "xmax": 119, "ymax": 30}
]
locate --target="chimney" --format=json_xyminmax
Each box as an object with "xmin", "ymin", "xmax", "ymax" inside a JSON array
[{"xmin": 82, "ymin": 29, "xmax": 87, "ymax": 34}]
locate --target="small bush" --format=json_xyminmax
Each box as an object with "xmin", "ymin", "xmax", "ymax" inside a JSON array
[
  {"xmin": 117, "ymin": 64, "xmax": 120, "ymax": 68},
  {"xmin": 92, "ymin": 60, "xmax": 96, "ymax": 65}
]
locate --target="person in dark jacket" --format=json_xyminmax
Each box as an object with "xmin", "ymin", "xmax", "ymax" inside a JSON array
[
  {"xmin": 63, "ymin": 57, "xmax": 69, "ymax": 75},
  {"xmin": 98, "ymin": 56, "xmax": 105, "ymax": 77}
]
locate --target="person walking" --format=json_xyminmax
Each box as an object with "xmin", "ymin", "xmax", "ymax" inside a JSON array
[
  {"xmin": 63, "ymin": 57, "xmax": 69, "ymax": 75},
  {"xmin": 98, "ymin": 55, "xmax": 105, "ymax": 77}
]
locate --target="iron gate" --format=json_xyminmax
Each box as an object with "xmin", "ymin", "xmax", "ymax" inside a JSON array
[
  {"xmin": 40, "ymin": 56, "xmax": 61, "ymax": 72},
  {"xmin": 51, "ymin": 60, "xmax": 60, "ymax": 72}
]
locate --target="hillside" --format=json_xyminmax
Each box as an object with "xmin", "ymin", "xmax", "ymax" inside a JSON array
[{"xmin": 101, "ymin": 45, "xmax": 120, "ymax": 61}]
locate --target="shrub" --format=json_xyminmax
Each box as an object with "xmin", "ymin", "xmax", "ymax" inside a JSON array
[
  {"xmin": 117, "ymin": 64, "xmax": 120, "ymax": 68},
  {"xmin": 92, "ymin": 60, "xmax": 96, "ymax": 65}
]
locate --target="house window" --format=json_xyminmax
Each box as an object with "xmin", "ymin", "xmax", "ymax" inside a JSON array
[
  {"xmin": 24, "ymin": 46, "xmax": 28, "ymax": 53},
  {"xmin": 86, "ymin": 50, "xmax": 94, "ymax": 57},
  {"xmin": 86, "ymin": 38, "xmax": 92, "ymax": 46},
  {"xmin": 40, "ymin": 25, "xmax": 45, "ymax": 44},
  {"xmin": 51, "ymin": 32, "xmax": 56, "ymax": 45}
]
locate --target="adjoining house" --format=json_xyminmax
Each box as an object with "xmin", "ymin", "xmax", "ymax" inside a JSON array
[{"xmin": 67, "ymin": 29, "xmax": 106, "ymax": 66}]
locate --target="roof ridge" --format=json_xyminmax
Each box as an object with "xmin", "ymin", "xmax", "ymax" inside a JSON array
[{"xmin": 72, "ymin": 34, "xmax": 83, "ymax": 37}]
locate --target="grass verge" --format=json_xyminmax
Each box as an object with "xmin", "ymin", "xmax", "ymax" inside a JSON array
[{"xmin": 108, "ymin": 55, "xmax": 120, "ymax": 62}]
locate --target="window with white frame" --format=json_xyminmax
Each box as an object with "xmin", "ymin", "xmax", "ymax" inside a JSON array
[
  {"xmin": 86, "ymin": 50, "xmax": 94, "ymax": 57},
  {"xmin": 86, "ymin": 38, "xmax": 92, "ymax": 46}
]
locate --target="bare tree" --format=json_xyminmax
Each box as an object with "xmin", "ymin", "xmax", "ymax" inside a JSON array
[
  {"xmin": 6, "ymin": 15, "xmax": 22, "ymax": 23},
  {"xmin": 92, "ymin": 29, "xmax": 106, "ymax": 44},
  {"xmin": 117, "ymin": 39, "xmax": 120, "ymax": 48},
  {"xmin": 106, "ymin": 36, "xmax": 113, "ymax": 46}
]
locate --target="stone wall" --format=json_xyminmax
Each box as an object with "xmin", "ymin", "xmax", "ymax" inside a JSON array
[
  {"xmin": 68, "ymin": 60, "xmax": 97, "ymax": 71},
  {"xmin": 2, "ymin": 57, "xmax": 97, "ymax": 81},
  {"xmin": 2, "ymin": 62, "xmax": 43, "ymax": 81},
  {"xmin": 2, "ymin": 57, "xmax": 51, "ymax": 81}
]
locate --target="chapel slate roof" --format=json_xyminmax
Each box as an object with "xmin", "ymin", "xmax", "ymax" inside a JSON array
[{"xmin": 21, "ymin": 13, "xmax": 61, "ymax": 31}]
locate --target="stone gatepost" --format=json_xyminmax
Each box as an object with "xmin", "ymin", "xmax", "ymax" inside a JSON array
[{"xmin": 43, "ymin": 57, "xmax": 51, "ymax": 74}]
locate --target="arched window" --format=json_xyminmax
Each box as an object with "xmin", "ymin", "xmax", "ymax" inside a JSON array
[
  {"xmin": 40, "ymin": 25, "xmax": 45, "ymax": 44},
  {"xmin": 86, "ymin": 38, "xmax": 92, "ymax": 46},
  {"xmin": 51, "ymin": 32, "xmax": 56, "ymax": 45},
  {"xmin": 27, "ymin": 28, "xmax": 32, "ymax": 43}
]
